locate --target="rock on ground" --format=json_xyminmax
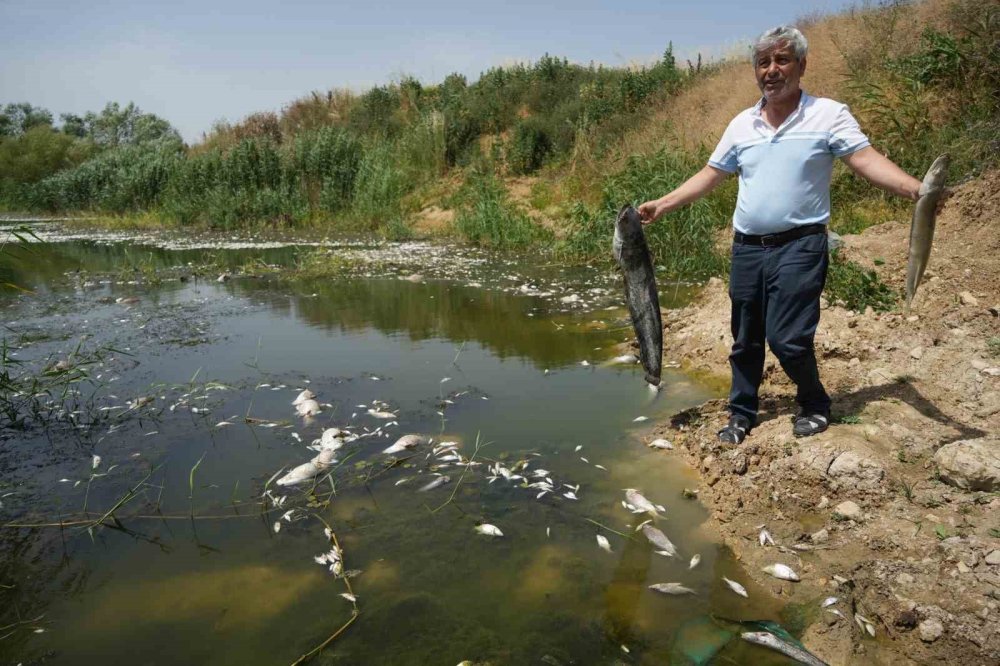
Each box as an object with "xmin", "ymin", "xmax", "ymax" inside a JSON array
[{"xmin": 933, "ymin": 438, "xmax": 1000, "ymax": 491}]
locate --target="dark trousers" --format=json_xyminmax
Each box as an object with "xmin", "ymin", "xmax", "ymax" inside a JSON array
[{"xmin": 727, "ymin": 231, "xmax": 831, "ymax": 426}]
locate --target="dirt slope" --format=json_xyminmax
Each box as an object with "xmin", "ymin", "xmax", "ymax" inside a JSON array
[{"xmin": 642, "ymin": 171, "xmax": 1000, "ymax": 664}]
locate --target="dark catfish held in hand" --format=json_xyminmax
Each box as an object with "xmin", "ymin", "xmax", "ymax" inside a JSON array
[{"xmin": 613, "ymin": 205, "xmax": 662, "ymax": 386}]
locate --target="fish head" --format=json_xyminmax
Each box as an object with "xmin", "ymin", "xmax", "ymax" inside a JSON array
[{"xmin": 920, "ymin": 153, "xmax": 951, "ymax": 194}]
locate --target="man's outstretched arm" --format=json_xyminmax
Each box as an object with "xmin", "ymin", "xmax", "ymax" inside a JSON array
[
  {"xmin": 638, "ymin": 165, "xmax": 730, "ymax": 224},
  {"xmin": 841, "ymin": 146, "xmax": 923, "ymax": 200}
]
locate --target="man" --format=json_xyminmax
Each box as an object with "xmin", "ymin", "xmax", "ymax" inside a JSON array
[{"xmin": 638, "ymin": 25, "xmax": 924, "ymax": 445}]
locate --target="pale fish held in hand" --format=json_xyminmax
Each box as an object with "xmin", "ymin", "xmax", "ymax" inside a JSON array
[
  {"xmin": 762, "ymin": 563, "xmax": 800, "ymax": 581},
  {"xmin": 648, "ymin": 583, "xmax": 695, "ymax": 595},
  {"xmin": 722, "ymin": 576, "xmax": 749, "ymax": 598}
]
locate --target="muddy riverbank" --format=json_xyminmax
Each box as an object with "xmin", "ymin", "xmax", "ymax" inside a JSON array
[{"xmin": 645, "ymin": 171, "xmax": 1000, "ymax": 665}]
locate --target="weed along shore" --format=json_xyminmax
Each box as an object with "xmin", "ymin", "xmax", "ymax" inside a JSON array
[{"xmin": 3, "ymin": 0, "xmax": 999, "ymax": 663}]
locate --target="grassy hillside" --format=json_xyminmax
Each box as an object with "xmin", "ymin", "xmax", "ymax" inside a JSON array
[{"xmin": 2, "ymin": 0, "xmax": 996, "ymax": 287}]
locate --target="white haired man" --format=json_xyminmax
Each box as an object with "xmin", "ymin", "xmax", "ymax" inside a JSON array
[{"xmin": 639, "ymin": 25, "xmax": 925, "ymax": 444}]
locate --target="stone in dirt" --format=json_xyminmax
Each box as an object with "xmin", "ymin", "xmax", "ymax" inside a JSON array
[
  {"xmin": 827, "ymin": 450, "xmax": 885, "ymax": 489},
  {"xmin": 919, "ymin": 618, "xmax": 944, "ymax": 643},
  {"xmin": 959, "ymin": 291, "xmax": 979, "ymax": 306},
  {"xmin": 933, "ymin": 438, "xmax": 1000, "ymax": 491},
  {"xmin": 986, "ymin": 550, "xmax": 1000, "ymax": 566},
  {"xmin": 833, "ymin": 501, "xmax": 862, "ymax": 521}
]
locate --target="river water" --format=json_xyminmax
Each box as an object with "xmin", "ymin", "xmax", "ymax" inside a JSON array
[{"xmin": 0, "ymin": 224, "xmax": 803, "ymax": 665}]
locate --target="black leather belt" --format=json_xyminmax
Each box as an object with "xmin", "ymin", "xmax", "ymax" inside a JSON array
[{"xmin": 734, "ymin": 223, "xmax": 826, "ymax": 247}]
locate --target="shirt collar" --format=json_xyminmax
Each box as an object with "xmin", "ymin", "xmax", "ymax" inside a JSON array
[{"xmin": 751, "ymin": 90, "xmax": 810, "ymax": 119}]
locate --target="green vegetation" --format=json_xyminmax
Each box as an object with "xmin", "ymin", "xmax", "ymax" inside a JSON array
[
  {"xmin": 453, "ymin": 170, "xmax": 552, "ymax": 250},
  {"xmin": 1, "ymin": 47, "xmax": 693, "ymax": 237},
  {"xmin": 559, "ymin": 148, "xmax": 733, "ymax": 279},
  {"xmin": 830, "ymin": 0, "xmax": 999, "ymax": 234},
  {"xmin": 987, "ymin": 337, "xmax": 1000, "ymax": 358},
  {"xmin": 825, "ymin": 249, "xmax": 897, "ymax": 312},
  {"xmin": 1, "ymin": 0, "xmax": 995, "ymax": 288}
]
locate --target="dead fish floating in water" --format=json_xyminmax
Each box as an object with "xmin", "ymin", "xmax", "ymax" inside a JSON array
[
  {"xmin": 276, "ymin": 449, "xmax": 336, "ymax": 486},
  {"xmin": 292, "ymin": 389, "xmax": 315, "ymax": 406},
  {"xmin": 648, "ymin": 438, "xmax": 673, "ymax": 450},
  {"xmin": 367, "ymin": 408, "xmax": 397, "ymax": 419},
  {"xmin": 417, "ymin": 475, "xmax": 450, "ymax": 492},
  {"xmin": 383, "ymin": 434, "xmax": 428, "ymax": 455},
  {"xmin": 762, "ymin": 563, "xmax": 800, "ymax": 581},
  {"xmin": 741, "ymin": 632, "xmax": 830, "ymax": 666},
  {"xmin": 624, "ymin": 489, "xmax": 665, "ymax": 517},
  {"xmin": 613, "ymin": 205, "xmax": 663, "ymax": 386},
  {"xmin": 475, "ymin": 524, "xmax": 503, "ymax": 537},
  {"xmin": 596, "ymin": 535, "xmax": 613, "ymax": 553},
  {"xmin": 689, "ymin": 554, "xmax": 701, "ymax": 569},
  {"xmin": 905, "ymin": 154, "xmax": 950, "ymax": 310},
  {"xmin": 641, "ymin": 524, "xmax": 677, "ymax": 557},
  {"xmin": 295, "ymin": 399, "xmax": 321, "ymax": 417},
  {"xmin": 722, "ymin": 576, "xmax": 749, "ymax": 598},
  {"xmin": 649, "ymin": 582, "xmax": 695, "ymax": 595}
]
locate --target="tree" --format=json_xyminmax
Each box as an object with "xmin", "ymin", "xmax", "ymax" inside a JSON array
[
  {"xmin": 80, "ymin": 102, "xmax": 181, "ymax": 147},
  {"xmin": 0, "ymin": 103, "xmax": 54, "ymax": 137}
]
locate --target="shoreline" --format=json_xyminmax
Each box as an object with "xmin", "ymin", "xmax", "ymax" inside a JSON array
[{"xmin": 644, "ymin": 170, "xmax": 1000, "ymax": 664}]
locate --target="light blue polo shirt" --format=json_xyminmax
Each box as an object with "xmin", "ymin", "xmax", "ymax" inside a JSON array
[{"xmin": 708, "ymin": 92, "xmax": 870, "ymax": 235}]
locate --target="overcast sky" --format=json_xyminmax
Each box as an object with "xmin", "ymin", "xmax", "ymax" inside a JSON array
[{"xmin": 0, "ymin": 0, "xmax": 859, "ymax": 142}]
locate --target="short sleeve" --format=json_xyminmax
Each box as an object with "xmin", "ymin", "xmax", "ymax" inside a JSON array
[
  {"xmin": 828, "ymin": 104, "xmax": 870, "ymax": 157},
  {"xmin": 708, "ymin": 118, "xmax": 739, "ymax": 173}
]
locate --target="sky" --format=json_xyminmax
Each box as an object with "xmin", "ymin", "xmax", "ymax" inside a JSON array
[{"xmin": 0, "ymin": 0, "xmax": 860, "ymax": 142}]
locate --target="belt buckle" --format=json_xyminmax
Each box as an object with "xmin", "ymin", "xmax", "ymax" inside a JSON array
[{"xmin": 760, "ymin": 233, "xmax": 778, "ymax": 247}]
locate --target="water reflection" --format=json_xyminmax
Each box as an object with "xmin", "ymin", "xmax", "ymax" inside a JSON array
[{"xmin": 0, "ymin": 237, "xmax": 799, "ymax": 666}]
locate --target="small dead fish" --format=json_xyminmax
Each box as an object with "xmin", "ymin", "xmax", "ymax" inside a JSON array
[
  {"xmin": 625, "ymin": 489, "xmax": 663, "ymax": 517},
  {"xmin": 596, "ymin": 535, "xmax": 612, "ymax": 553},
  {"xmin": 610, "ymin": 353, "xmax": 639, "ymax": 364},
  {"xmin": 292, "ymin": 389, "xmax": 316, "ymax": 406},
  {"xmin": 563, "ymin": 491, "xmax": 579, "ymax": 500},
  {"xmin": 854, "ymin": 613, "xmax": 876, "ymax": 637},
  {"xmin": 762, "ymin": 563, "xmax": 800, "ymax": 581},
  {"xmin": 633, "ymin": 416, "xmax": 648, "ymax": 422},
  {"xmin": 759, "ymin": 527, "xmax": 776, "ymax": 547},
  {"xmin": 340, "ymin": 592, "xmax": 357, "ymax": 602},
  {"xmin": 91, "ymin": 454, "xmax": 101, "ymax": 469},
  {"xmin": 367, "ymin": 409, "xmax": 396, "ymax": 419},
  {"xmin": 417, "ymin": 475, "xmax": 450, "ymax": 492},
  {"xmin": 722, "ymin": 576, "xmax": 749, "ymax": 598},
  {"xmin": 741, "ymin": 632, "xmax": 829, "ymax": 666},
  {"xmin": 821, "ymin": 597, "xmax": 839, "ymax": 608},
  {"xmin": 689, "ymin": 554, "xmax": 701, "ymax": 569},
  {"xmin": 826, "ymin": 608, "xmax": 845, "ymax": 620},
  {"xmin": 641, "ymin": 524, "xmax": 677, "ymax": 557},
  {"xmin": 475, "ymin": 524, "xmax": 503, "ymax": 537},
  {"xmin": 648, "ymin": 438, "xmax": 673, "ymax": 450},
  {"xmin": 383, "ymin": 434, "xmax": 428, "ymax": 454},
  {"xmin": 649, "ymin": 583, "xmax": 695, "ymax": 595}
]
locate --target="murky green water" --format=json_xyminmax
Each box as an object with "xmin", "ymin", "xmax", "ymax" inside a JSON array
[{"xmin": 1, "ymin": 226, "xmax": 800, "ymax": 665}]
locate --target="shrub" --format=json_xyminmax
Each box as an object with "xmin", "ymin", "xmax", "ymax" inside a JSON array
[{"xmin": 454, "ymin": 171, "xmax": 551, "ymax": 249}]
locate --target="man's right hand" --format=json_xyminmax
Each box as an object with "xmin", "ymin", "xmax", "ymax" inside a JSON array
[{"xmin": 637, "ymin": 200, "xmax": 662, "ymax": 225}]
